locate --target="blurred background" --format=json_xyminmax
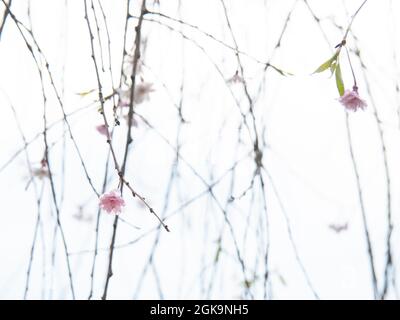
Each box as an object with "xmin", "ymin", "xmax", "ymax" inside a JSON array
[{"xmin": 1, "ymin": 0, "xmax": 400, "ymax": 300}]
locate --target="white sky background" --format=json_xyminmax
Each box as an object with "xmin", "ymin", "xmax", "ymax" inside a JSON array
[{"xmin": 1, "ymin": 0, "xmax": 400, "ymax": 300}]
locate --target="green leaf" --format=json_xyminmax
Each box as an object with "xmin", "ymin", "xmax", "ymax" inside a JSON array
[
  {"xmin": 313, "ymin": 58, "xmax": 334, "ymax": 74},
  {"xmin": 312, "ymin": 51, "xmax": 339, "ymax": 74},
  {"xmin": 330, "ymin": 62, "xmax": 337, "ymax": 77},
  {"xmin": 335, "ymin": 62, "xmax": 344, "ymax": 96}
]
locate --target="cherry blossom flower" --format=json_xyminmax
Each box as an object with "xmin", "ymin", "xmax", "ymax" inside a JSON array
[
  {"xmin": 134, "ymin": 82, "xmax": 154, "ymax": 104},
  {"xmin": 117, "ymin": 82, "xmax": 154, "ymax": 107},
  {"xmin": 96, "ymin": 124, "xmax": 108, "ymax": 136},
  {"xmin": 339, "ymin": 87, "xmax": 367, "ymax": 111},
  {"xmin": 99, "ymin": 190, "xmax": 125, "ymax": 214},
  {"xmin": 30, "ymin": 158, "xmax": 49, "ymax": 180},
  {"xmin": 228, "ymin": 70, "xmax": 244, "ymax": 84},
  {"xmin": 33, "ymin": 167, "xmax": 49, "ymax": 179}
]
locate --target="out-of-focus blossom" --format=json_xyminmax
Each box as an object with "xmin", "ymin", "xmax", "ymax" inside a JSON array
[
  {"xmin": 339, "ymin": 88, "xmax": 367, "ymax": 111},
  {"xmin": 123, "ymin": 114, "xmax": 139, "ymax": 127},
  {"xmin": 96, "ymin": 124, "xmax": 108, "ymax": 136},
  {"xmin": 134, "ymin": 82, "xmax": 154, "ymax": 104},
  {"xmin": 40, "ymin": 158, "xmax": 47, "ymax": 168},
  {"xmin": 73, "ymin": 206, "xmax": 93, "ymax": 222},
  {"xmin": 99, "ymin": 190, "xmax": 125, "ymax": 214},
  {"xmin": 29, "ymin": 158, "xmax": 49, "ymax": 180},
  {"xmin": 228, "ymin": 70, "xmax": 244, "ymax": 84},
  {"xmin": 123, "ymin": 55, "xmax": 143, "ymax": 77},
  {"xmin": 116, "ymin": 87, "xmax": 130, "ymax": 107},
  {"xmin": 33, "ymin": 167, "xmax": 49, "ymax": 179},
  {"xmin": 328, "ymin": 222, "xmax": 348, "ymax": 233},
  {"xmin": 117, "ymin": 82, "xmax": 154, "ymax": 107}
]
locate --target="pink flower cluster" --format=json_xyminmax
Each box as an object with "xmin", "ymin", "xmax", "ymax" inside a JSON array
[
  {"xmin": 99, "ymin": 190, "xmax": 125, "ymax": 214},
  {"xmin": 339, "ymin": 88, "xmax": 367, "ymax": 111}
]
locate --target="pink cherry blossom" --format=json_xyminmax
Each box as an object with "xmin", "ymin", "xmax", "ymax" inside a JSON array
[
  {"xmin": 117, "ymin": 82, "xmax": 154, "ymax": 107},
  {"xmin": 134, "ymin": 82, "xmax": 154, "ymax": 104},
  {"xmin": 339, "ymin": 88, "xmax": 367, "ymax": 111},
  {"xmin": 96, "ymin": 124, "xmax": 108, "ymax": 136},
  {"xmin": 99, "ymin": 190, "xmax": 125, "ymax": 214}
]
